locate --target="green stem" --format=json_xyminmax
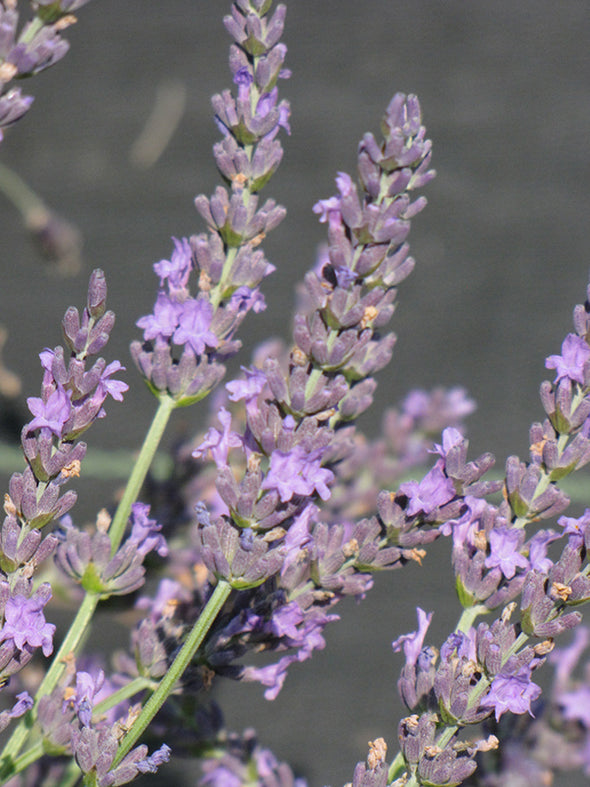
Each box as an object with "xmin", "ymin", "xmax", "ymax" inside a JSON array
[
  {"xmin": 1, "ymin": 740, "xmax": 44, "ymax": 783},
  {"xmin": 108, "ymin": 394, "xmax": 176, "ymax": 554},
  {"xmin": 387, "ymin": 751, "xmax": 406, "ymax": 783},
  {"xmin": 0, "ymin": 160, "xmax": 46, "ymax": 217},
  {"xmin": 19, "ymin": 15, "xmax": 45, "ymax": 46},
  {"xmin": 456, "ymin": 604, "xmax": 488, "ymax": 633},
  {"xmin": 112, "ymin": 580, "xmax": 232, "ymax": 767},
  {"xmin": 92, "ymin": 677, "xmax": 153, "ymax": 720}
]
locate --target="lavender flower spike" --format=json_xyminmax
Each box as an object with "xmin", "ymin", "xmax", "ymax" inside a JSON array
[{"xmin": 131, "ymin": 0, "xmax": 290, "ymax": 407}]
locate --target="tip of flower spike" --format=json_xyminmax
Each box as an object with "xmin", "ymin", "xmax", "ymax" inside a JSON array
[{"xmin": 87, "ymin": 269, "xmax": 107, "ymax": 318}]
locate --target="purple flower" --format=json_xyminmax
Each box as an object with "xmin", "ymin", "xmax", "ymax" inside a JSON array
[
  {"xmin": 312, "ymin": 196, "xmax": 342, "ymax": 228},
  {"xmin": 484, "ymin": 528, "xmax": 529, "ymax": 579},
  {"xmin": 392, "ymin": 607, "xmax": 433, "ymax": 667},
  {"xmin": 255, "ymin": 87, "xmax": 291, "ymax": 138},
  {"xmin": 136, "ymin": 743, "xmax": 172, "ymax": 774},
  {"xmin": 234, "ymin": 66, "xmax": 253, "ymax": 103},
  {"xmin": 9, "ymin": 692, "xmax": 33, "ymax": 718},
  {"xmin": 173, "ymin": 298, "xmax": 219, "ymax": 355},
  {"xmin": 527, "ymin": 529, "xmax": 561, "ymax": 573},
  {"xmin": 242, "ymin": 611, "xmax": 336, "ymax": 699},
  {"xmin": 96, "ymin": 360, "xmax": 128, "ymax": 403},
  {"xmin": 441, "ymin": 495, "xmax": 487, "ymax": 543},
  {"xmin": 558, "ymin": 686, "xmax": 590, "ymax": 728},
  {"xmin": 137, "ymin": 292, "xmax": 181, "ymax": 342},
  {"xmin": 558, "ymin": 509, "xmax": 590, "ymax": 544},
  {"xmin": 432, "ymin": 426, "xmax": 465, "ymax": 459},
  {"xmin": 281, "ymin": 503, "xmax": 316, "ymax": 574},
  {"xmin": 482, "ymin": 664, "xmax": 541, "ymax": 721},
  {"xmin": 129, "ymin": 502, "xmax": 168, "ymax": 557},
  {"xmin": 229, "ymin": 286, "xmax": 266, "ymax": 314},
  {"xmin": 65, "ymin": 669, "xmax": 105, "ymax": 727},
  {"xmin": 545, "ymin": 333, "xmax": 590, "ymax": 384},
  {"xmin": 398, "ymin": 463, "xmax": 455, "ymax": 516},
  {"xmin": 193, "ymin": 407, "xmax": 243, "ymax": 468},
  {"xmin": 226, "ymin": 367, "xmax": 267, "ymax": 402},
  {"xmin": 153, "ymin": 237, "xmax": 192, "ymax": 295},
  {"xmin": 0, "ymin": 692, "xmax": 34, "ymax": 734},
  {"xmin": 549, "ymin": 626, "xmax": 590, "ymax": 690},
  {"xmin": 26, "ymin": 384, "xmax": 72, "ymax": 436},
  {"xmin": 0, "ymin": 591, "xmax": 56, "ymax": 657},
  {"xmin": 260, "ymin": 446, "xmax": 334, "ymax": 502},
  {"xmin": 333, "ymin": 265, "xmax": 356, "ymax": 289},
  {"xmin": 440, "ymin": 628, "xmax": 477, "ymax": 663}
]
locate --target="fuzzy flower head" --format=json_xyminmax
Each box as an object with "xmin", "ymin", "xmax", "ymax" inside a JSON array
[{"xmin": 545, "ymin": 333, "xmax": 590, "ymax": 385}]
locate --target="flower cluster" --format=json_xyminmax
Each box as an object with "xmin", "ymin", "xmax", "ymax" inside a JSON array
[
  {"xmin": 0, "ymin": 271, "xmax": 126, "ymax": 693},
  {"xmin": 130, "ymin": 0, "xmax": 290, "ymax": 407},
  {"xmin": 4, "ymin": 2, "xmax": 590, "ymax": 787}
]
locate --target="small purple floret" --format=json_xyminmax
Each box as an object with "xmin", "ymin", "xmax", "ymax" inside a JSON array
[
  {"xmin": 392, "ymin": 607, "xmax": 433, "ymax": 667},
  {"xmin": 398, "ymin": 463, "xmax": 455, "ymax": 516},
  {"xmin": 484, "ymin": 528, "xmax": 529, "ymax": 579},
  {"xmin": 482, "ymin": 664, "xmax": 541, "ymax": 721},
  {"xmin": 26, "ymin": 384, "xmax": 71, "ymax": 436},
  {"xmin": 173, "ymin": 298, "xmax": 219, "ymax": 356},
  {"xmin": 545, "ymin": 333, "xmax": 590, "ymax": 385},
  {"xmin": 261, "ymin": 446, "xmax": 334, "ymax": 502},
  {"xmin": 0, "ymin": 592, "xmax": 55, "ymax": 657}
]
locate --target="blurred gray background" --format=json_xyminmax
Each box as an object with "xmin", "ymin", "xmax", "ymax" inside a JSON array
[{"xmin": 1, "ymin": 1, "xmax": 590, "ymax": 785}]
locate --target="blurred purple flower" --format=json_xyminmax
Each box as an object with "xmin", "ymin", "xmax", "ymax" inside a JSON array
[
  {"xmin": 558, "ymin": 686, "xmax": 590, "ymax": 728},
  {"xmin": 545, "ymin": 333, "xmax": 590, "ymax": 384}
]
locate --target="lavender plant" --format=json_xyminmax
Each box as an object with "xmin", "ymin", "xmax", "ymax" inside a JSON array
[{"xmin": 1, "ymin": 2, "xmax": 590, "ymax": 787}]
